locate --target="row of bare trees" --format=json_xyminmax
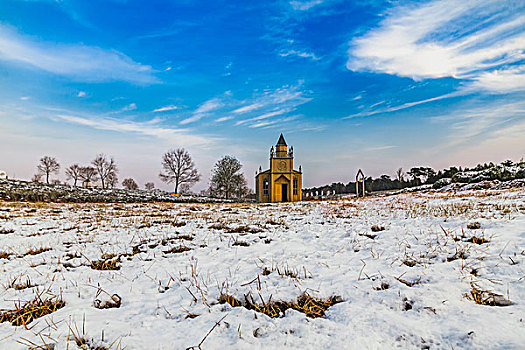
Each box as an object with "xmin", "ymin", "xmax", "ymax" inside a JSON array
[
  {"xmin": 35, "ymin": 154, "xmax": 118, "ymax": 189},
  {"xmin": 158, "ymin": 149, "xmax": 249, "ymax": 199},
  {"xmin": 34, "ymin": 149, "xmax": 250, "ymax": 199}
]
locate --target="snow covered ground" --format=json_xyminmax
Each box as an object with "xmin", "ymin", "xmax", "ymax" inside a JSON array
[{"xmin": 0, "ymin": 189, "xmax": 524, "ymax": 349}]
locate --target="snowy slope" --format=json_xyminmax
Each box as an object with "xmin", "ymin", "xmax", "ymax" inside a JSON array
[{"xmin": 0, "ymin": 189, "xmax": 524, "ymax": 349}]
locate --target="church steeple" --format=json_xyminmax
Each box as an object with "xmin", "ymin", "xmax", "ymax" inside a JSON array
[
  {"xmin": 275, "ymin": 133, "xmax": 288, "ymax": 158},
  {"xmin": 276, "ymin": 133, "xmax": 287, "ymax": 146}
]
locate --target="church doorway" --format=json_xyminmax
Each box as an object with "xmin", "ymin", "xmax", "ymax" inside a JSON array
[{"xmin": 281, "ymin": 184, "xmax": 288, "ymax": 202}]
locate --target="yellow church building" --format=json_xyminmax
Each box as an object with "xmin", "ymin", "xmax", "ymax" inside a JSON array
[{"xmin": 255, "ymin": 134, "xmax": 302, "ymax": 202}]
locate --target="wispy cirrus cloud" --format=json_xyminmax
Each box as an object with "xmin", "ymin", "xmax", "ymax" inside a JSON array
[
  {"xmin": 153, "ymin": 105, "xmax": 180, "ymax": 113},
  {"xmin": 289, "ymin": 0, "xmax": 324, "ymax": 11},
  {"xmin": 231, "ymin": 82, "xmax": 312, "ymax": 128},
  {"xmin": 235, "ymin": 108, "xmax": 290, "ymax": 126},
  {"xmin": 0, "ymin": 24, "xmax": 158, "ymax": 84},
  {"xmin": 232, "ymin": 103, "xmax": 264, "ymax": 114},
  {"xmin": 279, "ymin": 49, "xmax": 320, "ymax": 61},
  {"xmin": 431, "ymin": 98, "xmax": 525, "ymax": 148},
  {"xmin": 179, "ymin": 97, "xmax": 223, "ymax": 125},
  {"xmin": 54, "ymin": 114, "xmax": 214, "ymax": 146},
  {"xmin": 347, "ymin": 0, "xmax": 525, "ymax": 93},
  {"xmin": 22, "ymin": 103, "xmax": 218, "ymax": 147},
  {"xmin": 344, "ymin": 91, "xmax": 464, "ymax": 119}
]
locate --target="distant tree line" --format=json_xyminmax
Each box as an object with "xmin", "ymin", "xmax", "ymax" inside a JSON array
[
  {"xmin": 34, "ymin": 154, "xmax": 119, "ymax": 189},
  {"xmin": 304, "ymin": 160, "xmax": 525, "ymax": 195},
  {"xmin": 31, "ymin": 148, "xmax": 253, "ymax": 200}
]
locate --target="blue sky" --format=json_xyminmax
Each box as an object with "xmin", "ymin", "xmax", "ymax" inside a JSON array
[{"xmin": 1, "ymin": 0, "xmax": 524, "ymax": 190}]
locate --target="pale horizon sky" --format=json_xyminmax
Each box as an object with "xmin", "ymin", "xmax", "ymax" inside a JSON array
[{"xmin": 1, "ymin": 0, "xmax": 524, "ymax": 191}]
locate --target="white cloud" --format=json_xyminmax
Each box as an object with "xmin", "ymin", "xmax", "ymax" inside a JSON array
[
  {"xmin": 122, "ymin": 103, "xmax": 137, "ymax": 111},
  {"xmin": 231, "ymin": 82, "xmax": 311, "ymax": 128},
  {"xmin": 347, "ymin": 0, "xmax": 525, "ymax": 92},
  {"xmin": 345, "ymin": 91, "xmax": 464, "ymax": 119},
  {"xmin": 77, "ymin": 91, "xmax": 86, "ymax": 97},
  {"xmin": 469, "ymin": 67, "xmax": 525, "ymax": 93},
  {"xmin": 20, "ymin": 96, "xmax": 30, "ymax": 100},
  {"xmin": 153, "ymin": 105, "xmax": 179, "ymax": 113},
  {"xmin": 289, "ymin": 0, "xmax": 324, "ymax": 11},
  {"xmin": 0, "ymin": 24, "xmax": 158, "ymax": 84},
  {"xmin": 232, "ymin": 103, "xmax": 264, "ymax": 114},
  {"xmin": 431, "ymin": 98, "xmax": 525, "ymax": 148},
  {"xmin": 215, "ymin": 116, "xmax": 233, "ymax": 122},
  {"xmin": 235, "ymin": 109, "xmax": 289, "ymax": 126},
  {"xmin": 194, "ymin": 98, "xmax": 223, "ymax": 114},
  {"xmin": 279, "ymin": 49, "xmax": 320, "ymax": 61},
  {"xmin": 180, "ymin": 97, "xmax": 223, "ymax": 125},
  {"xmin": 53, "ymin": 113, "xmax": 215, "ymax": 147},
  {"xmin": 365, "ymin": 145, "xmax": 396, "ymax": 152}
]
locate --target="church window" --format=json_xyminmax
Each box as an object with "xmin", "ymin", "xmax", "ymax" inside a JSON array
[
  {"xmin": 263, "ymin": 179, "xmax": 269, "ymax": 195},
  {"xmin": 293, "ymin": 177, "xmax": 298, "ymax": 195}
]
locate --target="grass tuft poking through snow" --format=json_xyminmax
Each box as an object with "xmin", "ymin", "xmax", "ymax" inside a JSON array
[
  {"xmin": 219, "ymin": 293, "xmax": 342, "ymax": 318},
  {"xmin": 0, "ymin": 294, "xmax": 65, "ymax": 326}
]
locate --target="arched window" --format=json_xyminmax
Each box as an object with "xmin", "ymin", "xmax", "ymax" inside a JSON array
[
  {"xmin": 263, "ymin": 179, "xmax": 269, "ymax": 195},
  {"xmin": 293, "ymin": 177, "xmax": 298, "ymax": 195}
]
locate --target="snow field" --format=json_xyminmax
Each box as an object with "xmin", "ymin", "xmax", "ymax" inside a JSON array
[{"xmin": 0, "ymin": 189, "xmax": 524, "ymax": 349}]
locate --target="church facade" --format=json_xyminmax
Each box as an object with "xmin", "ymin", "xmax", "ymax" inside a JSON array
[{"xmin": 255, "ymin": 134, "xmax": 302, "ymax": 203}]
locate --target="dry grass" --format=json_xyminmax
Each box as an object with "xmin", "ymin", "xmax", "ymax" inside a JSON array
[
  {"xmin": 465, "ymin": 235, "xmax": 490, "ymax": 245},
  {"xmin": 90, "ymin": 257, "xmax": 120, "ymax": 271},
  {"xmin": 0, "ymin": 251, "xmax": 12, "ymax": 259},
  {"xmin": 371, "ymin": 225, "xmax": 385, "ymax": 232},
  {"xmin": 466, "ymin": 284, "xmax": 512, "ymax": 306},
  {"xmin": 373, "ymin": 282, "xmax": 390, "ymax": 291},
  {"xmin": 0, "ymin": 228, "xmax": 14, "ymax": 234},
  {"xmin": 403, "ymin": 259, "xmax": 417, "ymax": 267},
  {"xmin": 163, "ymin": 245, "xmax": 191, "ymax": 254},
  {"xmin": 219, "ymin": 293, "xmax": 342, "ymax": 318},
  {"xmin": 395, "ymin": 276, "xmax": 422, "ymax": 287},
  {"xmin": 0, "ymin": 294, "xmax": 65, "ymax": 326},
  {"xmin": 447, "ymin": 249, "xmax": 468, "ymax": 262},
  {"xmin": 226, "ymin": 225, "xmax": 262, "ymax": 234},
  {"xmin": 24, "ymin": 247, "xmax": 52, "ymax": 256},
  {"xmin": 467, "ymin": 222, "xmax": 481, "ymax": 230},
  {"xmin": 232, "ymin": 240, "xmax": 250, "ymax": 247},
  {"xmin": 209, "ymin": 223, "xmax": 229, "ymax": 230},
  {"xmin": 7, "ymin": 276, "xmax": 36, "ymax": 291}
]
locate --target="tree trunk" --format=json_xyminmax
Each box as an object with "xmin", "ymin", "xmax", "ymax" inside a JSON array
[{"xmin": 46, "ymin": 173, "xmax": 49, "ymax": 184}]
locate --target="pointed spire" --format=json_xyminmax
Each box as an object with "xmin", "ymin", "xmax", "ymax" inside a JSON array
[{"xmin": 276, "ymin": 133, "xmax": 287, "ymax": 146}]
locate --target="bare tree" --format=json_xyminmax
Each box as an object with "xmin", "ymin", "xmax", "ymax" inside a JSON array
[
  {"xmin": 396, "ymin": 168, "xmax": 404, "ymax": 182},
  {"xmin": 79, "ymin": 166, "xmax": 98, "ymax": 186},
  {"xmin": 37, "ymin": 156, "xmax": 60, "ymax": 184},
  {"xmin": 92, "ymin": 154, "xmax": 118, "ymax": 189},
  {"xmin": 122, "ymin": 178, "xmax": 138, "ymax": 190},
  {"xmin": 107, "ymin": 172, "xmax": 118, "ymax": 189},
  {"xmin": 32, "ymin": 173, "xmax": 43, "ymax": 183},
  {"xmin": 65, "ymin": 164, "xmax": 82, "ymax": 186},
  {"xmin": 209, "ymin": 155, "xmax": 246, "ymax": 199},
  {"xmin": 145, "ymin": 182, "xmax": 155, "ymax": 190},
  {"xmin": 179, "ymin": 183, "xmax": 192, "ymax": 195},
  {"xmin": 159, "ymin": 148, "xmax": 200, "ymax": 194}
]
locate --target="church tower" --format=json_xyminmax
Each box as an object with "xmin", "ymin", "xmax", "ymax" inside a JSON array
[{"xmin": 255, "ymin": 134, "xmax": 302, "ymax": 202}]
